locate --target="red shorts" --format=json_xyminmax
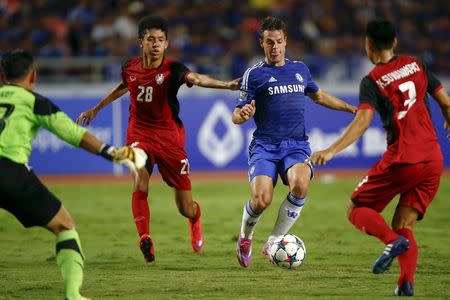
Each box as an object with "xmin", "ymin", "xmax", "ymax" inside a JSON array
[
  {"xmin": 351, "ymin": 160, "xmax": 443, "ymax": 220},
  {"xmin": 126, "ymin": 126, "xmax": 191, "ymax": 190}
]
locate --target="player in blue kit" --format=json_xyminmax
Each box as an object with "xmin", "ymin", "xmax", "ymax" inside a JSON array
[{"xmin": 232, "ymin": 16, "xmax": 357, "ymax": 267}]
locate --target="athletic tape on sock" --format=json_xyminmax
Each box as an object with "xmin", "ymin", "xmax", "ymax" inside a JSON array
[{"xmin": 56, "ymin": 239, "xmax": 84, "ymax": 260}]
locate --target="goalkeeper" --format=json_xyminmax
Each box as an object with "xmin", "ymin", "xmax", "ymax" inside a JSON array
[{"xmin": 0, "ymin": 48, "xmax": 146, "ymax": 300}]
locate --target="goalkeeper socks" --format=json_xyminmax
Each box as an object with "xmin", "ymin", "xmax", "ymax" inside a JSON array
[
  {"xmin": 240, "ymin": 201, "xmax": 261, "ymax": 240},
  {"xmin": 268, "ymin": 193, "xmax": 305, "ymax": 242},
  {"xmin": 396, "ymin": 228, "xmax": 417, "ymax": 285},
  {"xmin": 132, "ymin": 191, "xmax": 150, "ymax": 238},
  {"xmin": 348, "ymin": 206, "xmax": 398, "ymax": 244},
  {"xmin": 56, "ymin": 229, "xmax": 85, "ymax": 300}
]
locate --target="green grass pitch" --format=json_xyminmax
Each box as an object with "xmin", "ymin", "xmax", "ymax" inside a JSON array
[{"xmin": 0, "ymin": 175, "xmax": 449, "ymax": 299}]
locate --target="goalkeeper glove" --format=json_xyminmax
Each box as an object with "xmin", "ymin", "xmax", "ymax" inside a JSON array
[{"xmin": 99, "ymin": 144, "xmax": 147, "ymax": 171}]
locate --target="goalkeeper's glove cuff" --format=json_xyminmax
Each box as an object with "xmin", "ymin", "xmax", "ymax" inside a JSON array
[{"xmin": 99, "ymin": 143, "xmax": 117, "ymax": 161}]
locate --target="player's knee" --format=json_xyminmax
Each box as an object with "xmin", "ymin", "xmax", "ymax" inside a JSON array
[
  {"xmin": 48, "ymin": 219, "xmax": 75, "ymax": 234},
  {"xmin": 252, "ymin": 191, "xmax": 272, "ymax": 211},
  {"xmin": 291, "ymin": 184, "xmax": 308, "ymax": 197},
  {"xmin": 46, "ymin": 205, "xmax": 76, "ymax": 234},
  {"xmin": 290, "ymin": 180, "xmax": 309, "ymax": 197}
]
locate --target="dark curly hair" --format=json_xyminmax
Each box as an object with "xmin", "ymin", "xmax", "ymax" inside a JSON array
[
  {"xmin": 138, "ymin": 16, "xmax": 169, "ymax": 39},
  {"xmin": 258, "ymin": 16, "xmax": 287, "ymax": 38}
]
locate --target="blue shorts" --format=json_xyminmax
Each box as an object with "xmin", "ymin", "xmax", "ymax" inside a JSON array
[{"xmin": 248, "ymin": 138, "xmax": 314, "ymax": 186}]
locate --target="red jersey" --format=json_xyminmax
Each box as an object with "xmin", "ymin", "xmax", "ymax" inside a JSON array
[
  {"xmin": 121, "ymin": 57, "xmax": 192, "ymax": 141},
  {"xmin": 358, "ymin": 56, "xmax": 443, "ymax": 167}
]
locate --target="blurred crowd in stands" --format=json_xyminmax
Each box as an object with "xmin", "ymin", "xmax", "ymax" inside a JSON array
[{"xmin": 0, "ymin": 0, "xmax": 448, "ymax": 83}]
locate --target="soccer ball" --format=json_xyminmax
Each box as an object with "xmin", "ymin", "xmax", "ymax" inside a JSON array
[{"xmin": 269, "ymin": 234, "xmax": 306, "ymax": 269}]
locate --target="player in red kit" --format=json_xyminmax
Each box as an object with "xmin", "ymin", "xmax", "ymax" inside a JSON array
[
  {"xmin": 77, "ymin": 16, "xmax": 239, "ymax": 263},
  {"xmin": 308, "ymin": 20, "xmax": 450, "ymax": 296}
]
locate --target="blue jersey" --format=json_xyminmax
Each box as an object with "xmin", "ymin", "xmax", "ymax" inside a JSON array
[{"xmin": 236, "ymin": 59, "xmax": 319, "ymax": 142}]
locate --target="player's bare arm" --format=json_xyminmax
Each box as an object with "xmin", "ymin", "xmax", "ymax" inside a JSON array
[
  {"xmin": 308, "ymin": 108, "xmax": 374, "ymax": 166},
  {"xmin": 232, "ymin": 100, "xmax": 256, "ymax": 124},
  {"xmin": 186, "ymin": 72, "xmax": 241, "ymax": 90},
  {"xmin": 309, "ymin": 89, "xmax": 357, "ymax": 114},
  {"xmin": 432, "ymin": 88, "xmax": 450, "ymax": 139},
  {"xmin": 76, "ymin": 82, "xmax": 129, "ymax": 126},
  {"xmin": 79, "ymin": 131, "xmax": 119, "ymax": 156}
]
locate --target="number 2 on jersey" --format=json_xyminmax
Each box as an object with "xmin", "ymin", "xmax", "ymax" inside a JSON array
[
  {"xmin": 397, "ymin": 81, "xmax": 416, "ymax": 120},
  {"xmin": 0, "ymin": 103, "xmax": 15, "ymax": 135},
  {"xmin": 180, "ymin": 158, "xmax": 190, "ymax": 175},
  {"xmin": 137, "ymin": 85, "xmax": 153, "ymax": 102}
]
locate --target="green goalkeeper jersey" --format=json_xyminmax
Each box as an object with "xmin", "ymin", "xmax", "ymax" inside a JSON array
[{"xmin": 0, "ymin": 84, "xmax": 87, "ymax": 164}]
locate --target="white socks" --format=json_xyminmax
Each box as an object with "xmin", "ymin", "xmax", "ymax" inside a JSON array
[
  {"xmin": 268, "ymin": 193, "xmax": 305, "ymax": 242},
  {"xmin": 240, "ymin": 201, "xmax": 261, "ymax": 240}
]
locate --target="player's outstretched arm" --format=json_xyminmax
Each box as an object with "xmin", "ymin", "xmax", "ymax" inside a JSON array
[
  {"xmin": 76, "ymin": 82, "xmax": 128, "ymax": 126},
  {"xmin": 186, "ymin": 72, "xmax": 241, "ymax": 90},
  {"xmin": 308, "ymin": 108, "xmax": 374, "ymax": 166},
  {"xmin": 309, "ymin": 90, "xmax": 357, "ymax": 114},
  {"xmin": 232, "ymin": 100, "xmax": 256, "ymax": 125},
  {"xmin": 432, "ymin": 88, "xmax": 450, "ymax": 139}
]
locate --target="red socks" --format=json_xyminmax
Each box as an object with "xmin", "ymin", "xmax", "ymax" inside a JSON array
[
  {"xmin": 349, "ymin": 207, "xmax": 417, "ymax": 286},
  {"xmin": 132, "ymin": 191, "xmax": 150, "ymax": 238},
  {"xmin": 348, "ymin": 206, "xmax": 398, "ymax": 244},
  {"xmin": 396, "ymin": 228, "xmax": 417, "ymax": 285}
]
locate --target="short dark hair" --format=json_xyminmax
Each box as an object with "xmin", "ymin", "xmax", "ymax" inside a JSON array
[
  {"xmin": 258, "ymin": 16, "xmax": 287, "ymax": 38},
  {"xmin": 0, "ymin": 48, "xmax": 34, "ymax": 81},
  {"xmin": 366, "ymin": 20, "xmax": 396, "ymax": 50},
  {"xmin": 138, "ymin": 16, "xmax": 169, "ymax": 39}
]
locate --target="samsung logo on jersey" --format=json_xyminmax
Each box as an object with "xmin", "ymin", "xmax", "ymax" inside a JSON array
[
  {"xmin": 268, "ymin": 84, "xmax": 305, "ymax": 95},
  {"xmin": 376, "ymin": 62, "xmax": 421, "ymax": 88}
]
